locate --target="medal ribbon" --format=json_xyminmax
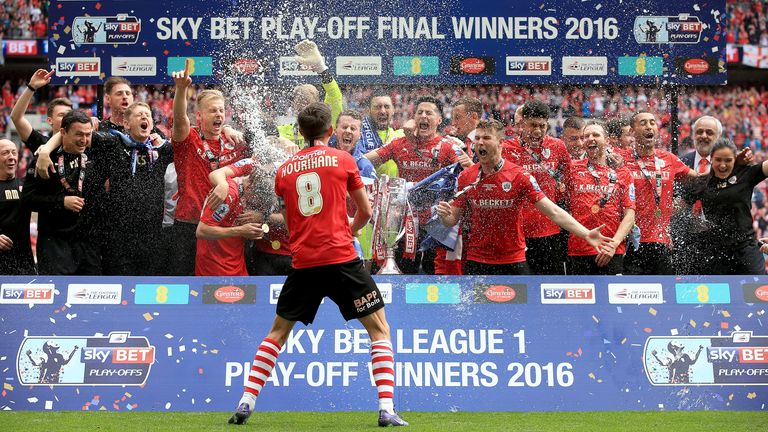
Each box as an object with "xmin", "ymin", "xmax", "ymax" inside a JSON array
[
  {"xmin": 522, "ymin": 144, "xmax": 565, "ymax": 188},
  {"xmin": 199, "ymin": 132, "xmax": 226, "ymax": 171},
  {"xmin": 632, "ymin": 150, "xmax": 663, "ymax": 207},
  {"xmin": 586, "ymin": 161, "xmax": 617, "ymax": 208},
  {"xmin": 57, "ymin": 152, "xmax": 87, "ymax": 195}
]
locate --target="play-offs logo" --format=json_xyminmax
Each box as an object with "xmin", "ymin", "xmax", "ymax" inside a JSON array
[
  {"xmin": 56, "ymin": 57, "xmax": 101, "ymax": 77},
  {"xmin": 505, "ymin": 56, "xmax": 551, "ymax": 75}
]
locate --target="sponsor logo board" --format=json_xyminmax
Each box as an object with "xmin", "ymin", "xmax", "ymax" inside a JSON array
[
  {"xmin": 561, "ymin": 56, "xmax": 608, "ymax": 76},
  {"xmin": 742, "ymin": 284, "xmax": 768, "ymax": 303},
  {"xmin": 134, "ymin": 284, "xmax": 190, "ymax": 305},
  {"xmin": 405, "ymin": 283, "xmax": 461, "ymax": 304},
  {"xmin": 608, "ymin": 283, "xmax": 663, "ymax": 304},
  {"xmin": 674, "ymin": 56, "xmax": 719, "ymax": 75},
  {"xmin": 0, "ymin": 284, "xmax": 55, "ymax": 304},
  {"xmin": 617, "ymin": 56, "xmax": 663, "ymax": 76},
  {"xmin": 634, "ymin": 15, "xmax": 703, "ymax": 44},
  {"xmin": 56, "ymin": 57, "xmax": 101, "ymax": 77},
  {"xmin": 278, "ymin": 56, "xmax": 318, "ymax": 76},
  {"xmin": 449, "ymin": 56, "xmax": 496, "ymax": 75},
  {"xmin": 72, "ymin": 15, "xmax": 141, "ymax": 45},
  {"xmin": 393, "ymin": 56, "xmax": 439, "ymax": 76},
  {"xmin": 473, "ymin": 283, "xmax": 527, "ymax": 304},
  {"xmin": 166, "ymin": 57, "xmax": 213, "ymax": 76},
  {"xmin": 675, "ymin": 283, "xmax": 730, "ymax": 304},
  {"xmin": 202, "ymin": 284, "xmax": 256, "ymax": 304},
  {"xmin": 111, "ymin": 56, "xmax": 156, "ymax": 76},
  {"xmin": 505, "ymin": 56, "xmax": 552, "ymax": 75},
  {"xmin": 335, "ymin": 56, "xmax": 382, "ymax": 76},
  {"xmin": 540, "ymin": 283, "xmax": 595, "ymax": 304},
  {"xmin": 67, "ymin": 284, "xmax": 122, "ymax": 304}
]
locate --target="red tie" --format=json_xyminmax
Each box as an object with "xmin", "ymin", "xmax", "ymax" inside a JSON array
[{"xmin": 692, "ymin": 159, "xmax": 708, "ymax": 214}]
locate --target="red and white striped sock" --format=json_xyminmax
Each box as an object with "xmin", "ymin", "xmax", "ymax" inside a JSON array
[
  {"xmin": 239, "ymin": 337, "xmax": 281, "ymax": 410},
  {"xmin": 370, "ymin": 339, "xmax": 395, "ymax": 413}
]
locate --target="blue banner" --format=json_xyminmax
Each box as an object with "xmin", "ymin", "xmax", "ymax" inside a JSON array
[
  {"xmin": 1, "ymin": 275, "xmax": 765, "ymax": 412},
  {"xmin": 46, "ymin": 0, "xmax": 727, "ymax": 85}
]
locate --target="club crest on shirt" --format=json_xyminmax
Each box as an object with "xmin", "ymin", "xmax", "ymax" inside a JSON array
[
  {"xmin": 212, "ymin": 203, "xmax": 230, "ymax": 222},
  {"xmin": 542, "ymin": 148, "xmax": 551, "ymax": 159},
  {"xmin": 224, "ymin": 141, "xmax": 235, "ymax": 150},
  {"xmin": 728, "ymin": 175, "xmax": 737, "ymax": 184},
  {"xmin": 502, "ymin": 181, "xmax": 512, "ymax": 192}
]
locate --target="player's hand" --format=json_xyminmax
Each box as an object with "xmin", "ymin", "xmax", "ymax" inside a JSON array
[
  {"xmin": 90, "ymin": 116, "xmax": 101, "ymax": 131},
  {"xmin": 207, "ymin": 183, "xmax": 229, "ymax": 211},
  {"xmin": 222, "ymin": 126, "xmax": 245, "ymax": 145},
  {"xmin": 237, "ymin": 223, "xmax": 264, "ymax": 240},
  {"xmin": 0, "ymin": 234, "xmax": 13, "ymax": 251},
  {"xmin": 294, "ymin": 40, "xmax": 327, "ymax": 73},
  {"xmin": 63, "ymin": 196, "xmax": 85, "ymax": 213},
  {"xmin": 35, "ymin": 151, "xmax": 55, "ymax": 179},
  {"xmin": 736, "ymin": 147, "xmax": 754, "ymax": 166},
  {"xmin": 607, "ymin": 151, "xmax": 624, "ymax": 168},
  {"xmin": 277, "ymin": 137, "xmax": 299, "ymax": 155},
  {"xmin": 586, "ymin": 224, "xmax": 613, "ymax": 253},
  {"xmin": 402, "ymin": 119, "xmax": 416, "ymax": 139},
  {"xmin": 759, "ymin": 237, "xmax": 768, "ymax": 254},
  {"xmin": 235, "ymin": 211, "xmax": 264, "ymax": 226},
  {"xmin": 28, "ymin": 69, "xmax": 54, "ymax": 90},
  {"xmin": 594, "ymin": 240, "xmax": 617, "ymax": 267},
  {"xmin": 456, "ymin": 150, "xmax": 472, "ymax": 168},
  {"xmin": 149, "ymin": 133, "xmax": 165, "ymax": 147},
  {"xmin": 171, "ymin": 58, "xmax": 193, "ymax": 89}
]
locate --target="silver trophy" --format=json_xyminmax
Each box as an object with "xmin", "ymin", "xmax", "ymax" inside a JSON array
[{"xmin": 372, "ymin": 175, "xmax": 408, "ymax": 275}]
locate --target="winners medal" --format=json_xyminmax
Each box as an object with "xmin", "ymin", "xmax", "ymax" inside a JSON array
[
  {"xmin": 591, "ymin": 204, "xmax": 601, "ymax": 214},
  {"xmin": 559, "ymin": 182, "xmax": 566, "ymax": 193},
  {"xmin": 654, "ymin": 208, "xmax": 662, "ymax": 218},
  {"xmin": 261, "ymin": 224, "xmax": 270, "ymax": 234}
]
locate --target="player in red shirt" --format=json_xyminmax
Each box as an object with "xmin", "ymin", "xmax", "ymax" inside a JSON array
[
  {"xmin": 365, "ymin": 96, "xmax": 471, "ymax": 274},
  {"xmin": 567, "ymin": 121, "xmax": 636, "ymax": 275},
  {"xmin": 169, "ymin": 60, "xmax": 250, "ymax": 275},
  {"xmin": 623, "ymin": 112, "xmax": 698, "ymax": 274},
  {"xmin": 502, "ymin": 100, "xmax": 572, "ymax": 274},
  {"xmin": 436, "ymin": 120, "xmax": 611, "ymax": 275},
  {"xmin": 195, "ymin": 169, "xmax": 264, "ymax": 276},
  {"xmin": 229, "ymin": 103, "xmax": 407, "ymax": 427}
]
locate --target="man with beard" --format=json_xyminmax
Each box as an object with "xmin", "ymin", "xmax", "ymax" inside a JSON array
[
  {"xmin": 436, "ymin": 120, "xmax": 611, "ymax": 275},
  {"xmin": 672, "ymin": 115, "xmax": 721, "ymax": 274},
  {"xmin": 365, "ymin": 96, "xmax": 472, "ymax": 274},
  {"xmin": 359, "ymin": 91, "xmax": 403, "ymax": 179},
  {"xmin": 22, "ymin": 111, "xmax": 101, "ymax": 275},
  {"xmin": 623, "ymin": 112, "xmax": 700, "ymax": 274},
  {"xmin": 34, "ymin": 102, "xmax": 174, "ymax": 275},
  {"xmin": 450, "ymin": 97, "xmax": 482, "ymax": 157},
  {"xmin": 10, "ymin": 69, "xmax": 72, "ymax": 152},
  {"xmin": 566, "ymin": 122, "xmax": 636, "ymax": 275},
  {"xmin": 170, "ymin": 60, "xmax": 252, "ymax": 275},
  {"xmin": 502, "ymin": 100, "xmax": 571, "ymax": 275},
  {"xmin": 0, "ymin": 139, "xmax": 35, "ymax": 274}
]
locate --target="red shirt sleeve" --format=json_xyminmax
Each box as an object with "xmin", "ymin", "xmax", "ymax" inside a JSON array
[
  {"xmin": 343, "ymin": 152, "xmax": 365, "ymax": 191},
  {"xmin": 667, "ymin": 152, "xmax": 692, "ymax": 180},
  {"xmin": 229, "ymin": 158, "xmax": 255, "ymax": 177},
  {"xmin": 376, "ymin": 138, "xmax": 400, "ymax": 162},
  {"xmin": 519, "ymin": 170, "xmax": 546, "ymax": 204},
  {"xmin": 619, "ymin": 169, "xmax": 636, "ymax": 211},
  {"xmin": 452, "ymin": 169, "xmax": 472, "ymax": 210}
]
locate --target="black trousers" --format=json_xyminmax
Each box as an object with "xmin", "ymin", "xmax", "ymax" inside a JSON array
[
  {"xmin": 165, "ymin": 221, "xmax": 197, "ymax": 276},
  {"xmin": 464, "ymin": 260, "xmax": 530, "ymax": 276},
  {"xmin": 701, "ymin": 239, "xmax": 766, "ymax": 275},
  {"xmin": 247, "ymin": 246, "xmax": 293, "ymax": 276},
  {"xmin": 37, "ymin": 235, "xmax": 101, "ymax": 275},
  {"xmin": 623, "ymin": 242, "xmax": 673, "ymax": 275},
  {"xmin": 526, "ymin": 234, "xmax": 567, "ymax": 275},
  {"xmin": 568, "ymin": 255, "xmax": 625, "ymax": 275}
]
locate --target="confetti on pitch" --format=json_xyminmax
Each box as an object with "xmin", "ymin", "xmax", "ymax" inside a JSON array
[
  {"xmin": 722, "ymin": 311, "xmax": 731, "ymax": 318},
  {"xmin": 143, "ymin": 313, "xmax": 153, "ymax": 321},
  {"xmin": 592, "ymin": 315, "xmax": 599, "ymax": 323},
  {"xmin": 165, "ymin": 334, "xmax": 174, "ymax": 339},
  {"xmin": 670, "ymin": 329, "xmax": 678, "ymax": 335},
  {"xmin": 621, "ymin": 338, "xmax": 627, "ymax": 345},
  {"xmin": 649, "ymin": 307, "xmax": 657, "ymax": 316},
  {"xmin": 729, "ymin": 393, "xmax": 734, "ymax": 401},
  {"xmin": 689, "ymin": 320, "xmax": 697, "ymax": 328},
  {"xmin": 588, "ymin": 373, "xmax": 596, "ymax": 380},
  {"xmin": 643, "ymin": 328, "xmax": 652, "ymax": 333},
  {"xmin": 45, "ymin": 401, "xmax": 53, "ymax": 410},
  {"xmin": 27, "ymin": 397, "xmax": 38, "ymax": 403},
  {"xmin": 3, "ymin": 383, "xmax": 13, "ymax": 391},
  {"xmin": 49, "ymin": 317, "xmax": 56, "ymax": 324},
  {"xmin": 165, "ymin": 402, "xmax": 171, "ymax": 410},
  {"xmin": 190, "ymin": 290, "xmax": 199, "ymax": 297},
  {"xmin": 747, "ymin": 392, "xmax": 757, "ymax": 399},
  {"xmin": 721, "ymin": 322, "xmax": 729, "ymax": 329}
]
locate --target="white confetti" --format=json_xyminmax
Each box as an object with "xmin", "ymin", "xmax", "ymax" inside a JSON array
[
  {"xmin": 57, "ymin": 45, "xmax": 66, "ymax": 55},
  {"xmin": 670, "ymin": 329, "xmax": 678, "ymax": 336},
  {"xmin": 0, "ymin": 356, "xmax": 6, "ymax": 361},
  {"xmin": 45, "ymin": 401, "xmax": 53, "ymax": 410},
  {"xmin": 49, "ymin": 317, "xmax": 56, "ymax": 324},
  {"xmin": 153, "ymin": 312, "xmax": 159, "ymax": 316},
  {"xmin": 179, "ymin": 345, "xmax": 185, "ymax": 352},
  {"xmin": 693, "ymin": 4, "xmax": 700, "ymax": 11},
  {"xmin": 192, "ymin": 339, "xmax": 198, "ymax": 343},
  {"xmin": 205, "ymin": 398, "xmax": 211, "ymax": 404},
  {"xmin": 711, "ymin": 47, "xmax": 718, "ymax": 53},
  {"xmin": 167, "ymin": 347, "xmax": 173, "ymax": 357},
  {"xmin": 191, "ymin": 398, "xmax": 195, "ymax": 405},
  {"xmin": 191, "ymin": 348, "xmax": 197, "ymax": 353},
  {"xmin": 66, "ymin": 313, "xmax": 77, "ymax": 320},
  {"xmin": 595, "ymin": 4, "xmax": 602, "ymax": 10},
  {"xmin": 165, "ymin": 334, "xmax": 174, "ymax": 339},
  {"xmin": 734, "ymin": 325, "xmax": 741, "ymax": 331},
  {"xmin": 27, "ymin": 397, "xmax": 38, "ymax": 403},
  {"xmin": 165, "ymin": 402, "xmax": 171, "ymax": 410}
]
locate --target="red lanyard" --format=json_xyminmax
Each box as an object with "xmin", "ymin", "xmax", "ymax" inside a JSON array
[
  {"xmin": 57, "ymin": 153, "xmax": 87, "ymax": 195},
  {"xmin": 586, "ymin": 161, "xmax": 618, "ymax": 208}
]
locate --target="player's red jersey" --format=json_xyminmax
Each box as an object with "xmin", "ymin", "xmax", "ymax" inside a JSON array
[
  {"xmin": 453, "ymin": 160, "xmax": 545, "ymax": 264},
  {"xmin": 625, "ymin": 149, "xmax": 690, "ymax": 245},
  {"xmin": 275, "ymin": 145, "xmax": 364, "ymax": 269},
  {"xmin": 375, "ymin": 135, "xmax": 461, "ymax": 183},
  {"xmin": 567, "ymin": 160, "xmax": 636, "ymax": 256},
  {"xmin": 195, "ymin": 178, "xmax": 247, "ymax": 276},
  {"xmin": 228, "ymin": 158, "xmax": 292, "ymax": 257},
  {"xmin": 502, "ymin": 135, "xmax": 571, "ymax": 238},
  {"xmin": 172, "ymin": 128, "xmax": 250, "ymax": 222}
]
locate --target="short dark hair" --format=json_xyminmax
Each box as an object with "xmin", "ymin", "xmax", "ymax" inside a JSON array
[
  {"xmin": 521, "ymin": 100, "xmax": 549, "ymax": 120},
  {"xmin": 476, "ymin": 119, "xmax": 504, "ymax": 139},
  {"xmin": 367, "ymin": 89, "xmax": 392, "ymax": 109},
  {"xmin": 582, "ymin": 120, "xmax": 607, "ymax": 135},
  {"xmin": 337, "ymin": 109, "xmax": 363, "ymax": 123},
  {"xmin": 710, "ymin": 137, "xmax": 737, "ymax": 157},
  {"xmin": 298, "ymin": 102, "xmax": 332, "ymax": 145},
  {"xmin": 104, "ymin": 76, "xmax": 131, "ymax": 95},
  {"xmin": 606, "ymin": 117, "xmax": 631, "ymax": 138},
  {"xmin": 61, "ymin": 110, "xmax": 92, "ymax": 131},
  {"xmin": 562, "ymin": 116, "xmax": 585, "ymax": 131},
  {"xmin": 453, "ymin": 97, "xmax": 483, "ymax": 116},
  {"xmin": 630, "ymin": 111, "xmax": 656, "ymax": 127},
  {"xmin": 415, "ymin": 96, "xmax": 443, "ymax": 118},
  {"xmin": 46, "ymin": 98, "xmax": 73, "ymax": 118}
]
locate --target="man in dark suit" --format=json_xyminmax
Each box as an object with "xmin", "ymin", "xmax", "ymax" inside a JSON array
[{"xmin": 672, "ymin": 115, "xmax": 721, "ymax": 274}]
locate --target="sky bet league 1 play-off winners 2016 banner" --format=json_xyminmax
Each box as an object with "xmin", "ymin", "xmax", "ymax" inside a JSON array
[
  {"xmin": 47, "ymin": 0, "xmax": 727, "ymax": 86},
  {"xmin": 0, "ymin": 275, "xmax": 766, "ymax": 412}
]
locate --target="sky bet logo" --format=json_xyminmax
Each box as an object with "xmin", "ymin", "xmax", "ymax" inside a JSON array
[
  {"xmin": 82, "ymin": 346, "xmax": 155, "ymax": 364},
  {"xmin": 708, "ymin": 347, "xmax": 768, "ymax": 364},
  {"xmin": 56, "ymin": 57, "xmax": 101, "ymax": 77},
  {"xmin": 0, "ymin": 283, "xmax": 54, "ymax": 304},
  {"xmin": 505, "ymin": 56, "xmax": 551, "ymax": 75},
  {"xmin": 540, "ymin": 283, "xmax": 595, "ymax": 304}
]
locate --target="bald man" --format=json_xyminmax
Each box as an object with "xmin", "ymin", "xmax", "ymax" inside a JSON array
[{"xmin": 0, "ymin": 139, "xmax": 35, "ymax": 274}]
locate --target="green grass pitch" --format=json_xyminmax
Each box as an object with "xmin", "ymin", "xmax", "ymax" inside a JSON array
[{"xmin": 0, "ymin": 411, "xmax": 765, "ymax": 431}]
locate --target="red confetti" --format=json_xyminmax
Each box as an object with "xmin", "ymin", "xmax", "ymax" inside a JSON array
[
  {"xmin": 643, "ymin": 328, "xmax": 652, "ymax": 333},
  {"xmin": 93, "ymin": 395, "xmax": 100, "ymax": 400},
  {"xmin": 131, "ymin": 403, "xmax": 138, "ymax": 409},
  {"xmin": 95, "ymin": 3, "xmax": 102, "ymax": 10},
  {"xmin": 121, "ymin": 300, "xmax": 128, "ymax": 305},
  {"xmin": 82, "ymin": 406, "xmax": 88, "ymax": 411},
  {"xmin": 714, "ymin": 35, "xmax": 720, "ymax": 41},
  {"xmin": 721, "ymin": 322, "xmax": 729, "ymax": 329},
  {"xmin": 163, "ymin": 50, "xmax": 169, "ymax": 56},
  {"xmin": 57, "ymin": 4, "xmax": 62, "ymax": 8},
  {"xmin": 185, "ymin": 41, "xmax": 191, "ymax": 46},
  {"xmin": 198, "ymin": 368, "xmax": 204, "ymax": 374},
  {"xmin": 1, "ymin": 390, "xmax": 6, "ymax": 397},
  {"xmin": 113, "ymin": 403, "xmax": 120, "ymax": 410}
]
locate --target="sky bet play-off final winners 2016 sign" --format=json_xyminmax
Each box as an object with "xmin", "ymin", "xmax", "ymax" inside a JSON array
[
  {"xmin": 47, "ymin": 0, "xmax": 726, "ymax": 86},
  {"xmin": 0, "ymin": 275, "xmax": 766, "ymax": 412}
]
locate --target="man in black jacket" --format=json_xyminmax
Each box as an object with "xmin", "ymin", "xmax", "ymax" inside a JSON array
[{"xmin": 0, "ymin": 139, "xmax": 35, "ymax": 274}]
